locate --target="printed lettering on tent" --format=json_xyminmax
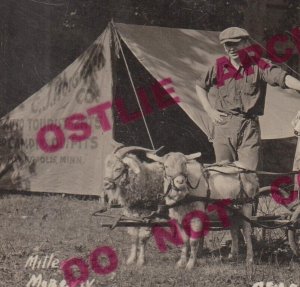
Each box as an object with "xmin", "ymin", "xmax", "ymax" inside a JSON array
[
  {"xmin": 2, "ymin": 23, "xmax": 300, "ymax": 195},
  {"xmin": 1, "ymin": 27, "xmax": 114, "ymax": 195}
]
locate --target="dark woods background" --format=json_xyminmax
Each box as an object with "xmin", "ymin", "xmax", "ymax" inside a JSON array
[
  {"xmin": 2, "ymin": 0, "xmax": 300, "ymax": 116},
  {"xmin": 1, "ymin": 0, "xmax": 300, "ymax": 175}
]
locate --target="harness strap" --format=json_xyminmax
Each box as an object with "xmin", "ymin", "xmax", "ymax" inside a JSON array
[
  {"xmin": 186, "ymin": 178, "xmax": 200, "ymax": 189},
  {"xmin": 164, "ymin": 172, "xmax": 201, "ymax": 201},
  {"xmin": 201, "ymin": 169, "xmax": 211, "ymax": 209},
  {"xmin": 162, "ymin": 178, "xmax": 172, "ymax": 199},
  {"xmin": 237, "ymin": 172, "xmax": 252, "ymax": 202},
  {"xmin": 154, "ymin": 195, "xmax": 290, "ymax": 229},
  {"xmin": 104, "ymin": 166, "xmax": 128, "ymax": 184},
  {"xmin": 204, "ymin": 163, "xmax": 300, "ymax": 176}
]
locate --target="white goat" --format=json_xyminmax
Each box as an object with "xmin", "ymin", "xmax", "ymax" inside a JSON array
[
  {"xmin": 147, "ymin": 152, "xmax": 259, "ymax": 268},
  {"xmin": 104, "ymin": 145, "xmax": 164, "ymax": 266}
]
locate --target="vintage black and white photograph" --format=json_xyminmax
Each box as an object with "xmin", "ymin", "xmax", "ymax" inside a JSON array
[{"xmin": 1, "ymin": 1, "xmax": 300, "ymax": 286}]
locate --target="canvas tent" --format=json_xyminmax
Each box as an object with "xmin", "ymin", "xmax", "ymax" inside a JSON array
[{"xmin": 1, "ymin": 22, "xmax": 300, "ymax": 195}]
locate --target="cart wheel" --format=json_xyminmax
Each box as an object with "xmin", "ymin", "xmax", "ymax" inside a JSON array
[
  {"xmin": 253, "ymin": 186, "xmax": 290, "ymax": 244},
  {"xmin": 288, "ymin": 205, "xmax": 300, "ymax": 256}
]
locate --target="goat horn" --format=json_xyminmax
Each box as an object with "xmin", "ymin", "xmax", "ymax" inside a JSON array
[
  {"xmin": 110, "ymin": 139, "xmax": 125, "ymax": 154},
  {"xmin": 112, "ymin": 144, "xmax": 125, "ymax": 154},
  {"xmin": 146, "ymin": 153, "xmax": 164, "ymax": 163},
  {"xmin": 115, "ymin": 146, "xmax": 163, "ymax": 159},
  {"xmin": 185, "ymin": 152, "xmax": 202, "ymax": 161}
]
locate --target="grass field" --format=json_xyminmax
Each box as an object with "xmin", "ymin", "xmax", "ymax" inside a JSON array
[{"xmin": 1, "ymin": 193, "xmax": 300, "ymax": 287}]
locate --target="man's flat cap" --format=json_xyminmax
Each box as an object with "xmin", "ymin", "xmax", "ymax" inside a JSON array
[{"xmin": 219, "ymin": 27, "xmax": 249, "ymax": 44}]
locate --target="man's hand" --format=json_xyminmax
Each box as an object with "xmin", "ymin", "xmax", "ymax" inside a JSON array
[
  {"xmin": 285, "ymin": 75, "xmax": 300, "ymax": 91},
  {"xmin": 196, "ymin": 85, "xmax": 228, "ymax": 125},
  {"xmin": 292, "ymin": 110, "xmax": 300, "ymax": 129},
  {"xmin": 207, "ymin": 109, "xmax": 228, "ymax": 125}
]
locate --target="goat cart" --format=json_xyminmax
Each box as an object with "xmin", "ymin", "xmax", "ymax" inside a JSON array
[
  {"xmin": 252, "ymin": 183, "xmax": 300, "ymax": 257},
  {"xmin": 94, "ymin": 177, "xmax": 300, "ymax": 257}
]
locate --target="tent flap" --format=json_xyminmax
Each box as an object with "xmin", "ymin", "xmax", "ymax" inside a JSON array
[
  {"xmin": 116, "ymin": 23, "xmax": 300, "ymax": 140},
  {"xmin": 1, "ymin": 23, "xmax": 299, "ymax": 195}
]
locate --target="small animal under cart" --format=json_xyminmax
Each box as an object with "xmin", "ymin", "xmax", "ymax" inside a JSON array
[{"xmin": 94, "ymin": 121, "xmax": 300, "ymax": 268}]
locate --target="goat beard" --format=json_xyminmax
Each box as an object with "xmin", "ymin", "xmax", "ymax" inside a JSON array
[
  {"xmin": 167, "ymin": 188, "xmax": 188, "ymax": 202},
  {"xmin": 104, "ymin": 188, "xmax": 122, "ymax": 205}
]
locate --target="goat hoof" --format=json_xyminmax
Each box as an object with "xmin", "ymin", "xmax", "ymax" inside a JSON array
[
  {"xmin": 176, "ymin": 259, "xmax": 187, "ymax": 269},
  {"xmin": 108, "ymin": 272, "xmax": 116, "ymax": 280},
  {"xmin": 185, "ymin": 260, "xmax": 196, "ymax": 270},
  {"xmin": 246, "ymin": 257, "xmax": 254, "ymax": 266},
  {"xmin": 228, "ymin": 253, "xmax": 238, "ymax": 261},
  {"xmin": 136, "ymin": 258, "xmax": 145, "ymax": 267},
  {"xmin": 126, "ymin": 257, "xmax": 136, "ymax": 265}
]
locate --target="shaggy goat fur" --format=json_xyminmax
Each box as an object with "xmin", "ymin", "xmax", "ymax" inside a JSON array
[
  {"xmin": 104, "ymin": 152, "xmax": 164, "ymax": 266},
  {"xmin": 119, "ymin": 155, "xmax": 164, "ymax": 212}
]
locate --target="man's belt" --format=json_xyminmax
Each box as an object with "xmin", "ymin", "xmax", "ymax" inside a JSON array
[{"xmin": 225, "ymin": 112, "xmax": 258, "ymax": 120}]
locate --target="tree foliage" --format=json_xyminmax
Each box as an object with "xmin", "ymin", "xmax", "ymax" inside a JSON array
[{"xmin": 0, "ymin": 0, "xmax": 299, "ymax": 117}]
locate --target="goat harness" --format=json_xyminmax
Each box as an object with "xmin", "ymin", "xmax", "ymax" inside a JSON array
[{"xmin": 104, "ymin": 163, "xmax": 129, "ymax": 189}]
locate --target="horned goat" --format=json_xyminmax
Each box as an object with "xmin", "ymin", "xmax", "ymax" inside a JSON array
[{"xmin": 104, "ymin": 145, "xmax": 164, "ymax": 266}]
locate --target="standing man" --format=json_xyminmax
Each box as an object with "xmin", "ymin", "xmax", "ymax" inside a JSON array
[{"xmin": 196, "ymin": 27, "xmax": 300, "ymax": 170}]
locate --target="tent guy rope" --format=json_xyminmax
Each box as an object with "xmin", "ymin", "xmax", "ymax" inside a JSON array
[
  {"xmin": 112, "ymin": 24, "xmax": 156, "ymax": 150},
  {"xmin": 249, "ymin": 35, "xmax": 300, "ymax": 77}
]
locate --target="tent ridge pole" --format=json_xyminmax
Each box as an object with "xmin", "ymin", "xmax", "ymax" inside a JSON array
[{"xmin": 113, "ymin": 27, "xmax": 156, "ymax": 150}]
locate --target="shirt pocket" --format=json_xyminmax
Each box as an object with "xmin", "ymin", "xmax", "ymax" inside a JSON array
[
  {"xmin": 244, "ymin": 70, "xmax": 259, "ymax": 95},
  {"xmin": 245, "ymin": 82, "xmax": 258, "ymax": 96}
]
